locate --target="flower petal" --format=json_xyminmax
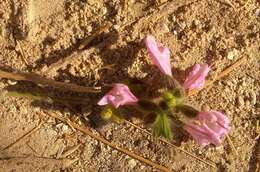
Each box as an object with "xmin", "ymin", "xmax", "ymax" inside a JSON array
[
  {"xmin": 183, "ymin": 64, "xmax": 210, "ymax": 90},
  {"xmin": 97, "ymin": 95, "xmax": 110, "ymax": 106},
  {"xmin": 97, "ymin": 83, "xmax": 138, "ymax": 108},
  {"xmin": 184, "ymin": 110, "xmax": 231, "ymax": 146},
  {"xmin": 144, "ymin": 35, "xmax": 172, "ymax": 76}
]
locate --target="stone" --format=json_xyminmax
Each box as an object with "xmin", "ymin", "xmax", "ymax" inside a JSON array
[
  {"xmin": 201, "ymin": 104, "xmax": 210, "ymax": 111},
  {"xmin": 227, "ymin": 49, "xmax": 239, "ymax": 60},
  {"xmin": 245, "ymin": 100, "xmax": 251, "ymax": 108},
  {"xmin": 249, "ymin": 90, "xmax": 257, "ymax": 105},
  {"xmin": 128, "ymin": 159, "xmax": 137, "ymax": 169},
  {"xmin": 256, "ymin": 9, "xmax": 260, "ymax": 17},
  {"xmin": 86, "ymin": 25, "xmax": 92, "ymax": 32},
  {"xmin": 7, "ymin": 80, "xmax": 17, "ymax": 85},
  {"xmin": 237, "ymin": 96, "xmax": 244, "ymax": 107}
]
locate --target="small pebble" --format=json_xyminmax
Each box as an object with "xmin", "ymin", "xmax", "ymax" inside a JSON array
[
  {"xmin": 193, "ymin": 19, "xmax": 201, "ymax": 26},
  {"xmin": 142, "ymin": 140, "xmax": 150, "ymax": 147},
  {"xmin": 1, "ymin": 25, "xmax": 11, "ymax": 40},
  {"xmin": 140, "ymin": 165, "xmax": 146, "ymax": 170},
  {"xmin": 105, "ymin": 130, "xmax": 112, "ymax": 138},
  {"xmin": 201, "ymin": 104, "xmax": 210, "ymax": 111},
  {"xmin": 101, "ymin": 7, "xmax": 107, "ymax": 15},
  {"xmin": 227, "ymin": 49, "xmax": 239, "ymax": 60},
  {"xmin": 241, "ymin": 80, "xmax": 247, "ymax": 87},
  {"xmin": 113, "ymin": 24, "xmax": 120, "ymax": 30},
  {"xmin": 249, "ymin": 90, "xmax": 257, "ymax": 105},
  {"xmin": 160, "ymin": 23, "xmax": 170, "ymax": 33},
  {"xmin": 86, "ymin": 25, "xmax": 92, "ymax": 32},
  {"xmin": 7, "ymin": 80, "xmax": 17, "ymax": 85},
  {"xmin": 158, "ymin": 0, "xmax": 168, "ymax": 3},
  {"xmin": 245, "ymin": 100, "xmax": 251, "ymax": 108},
  {"xmin": 215, "ymin": 145, "xmax": 224, "ymax": 154},
  {"xmin": 256, "ymin": 9, "xmax": 260, "ymax": 17},
  {"xmin": 237, "ymin": 96, "xmax": 244, "ymax": 107},
  {"xmin": 128, "ymin": 159, "xmax": 137, "ymax": 169},
  {"xmin": 112, "ymin": 150, "xmax": 117, "ymax": 156},
  {"xmin": 87, "ymin": 0, "xmax": 95, "ymax": 5},
  {"xmin": 226, "ymin": 81, "xmax": 233, "ymax": 86}
]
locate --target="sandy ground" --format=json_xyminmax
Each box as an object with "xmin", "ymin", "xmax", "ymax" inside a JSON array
[{"xmin": 0, "ymin": 0, "xmax": 260, "ymax": 171}]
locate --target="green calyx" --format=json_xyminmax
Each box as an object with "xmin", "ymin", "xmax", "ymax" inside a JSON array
[
  {"xmin": 100, "ymin": 105, "xmax": 124, "ymax": 123},
  {"xmin": 137, "ymin": 99, "xmax": 173, "ymax": 139},
  {"xmin": 161, "ymin": 90, "xmax": 183, "ymax": 109}
]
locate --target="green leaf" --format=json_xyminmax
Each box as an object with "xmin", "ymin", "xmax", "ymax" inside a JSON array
[
  {"xmin": 152, "ymin": 111, "xmax": 172, "ymax": 139},
  {"xmin": 100, "ymin": 105, "xmax": 124, "ymax": 124}
]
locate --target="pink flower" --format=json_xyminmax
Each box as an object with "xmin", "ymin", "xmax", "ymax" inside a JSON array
[
  {"xmin": 98, "ymin": 84, "xmax": 138, "ymax": 108},
  {"xmin": 183, "ymin": 64, "xmax": 210, "ymax": 90},
  {"xmin": 184, "ymin": 111, "xmax": 230, "ymax": 146},
  {"xmin": 144, "ymin": 35, "xmax": 172, "ymax": 76}
]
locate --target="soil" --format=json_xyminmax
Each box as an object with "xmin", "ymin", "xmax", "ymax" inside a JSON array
[{"xmin": 0, "ymin": 0, "xmax": 260, "ymax": 171}]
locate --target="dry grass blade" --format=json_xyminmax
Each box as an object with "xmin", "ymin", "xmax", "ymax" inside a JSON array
[
  {"xmin": 44, "ymin": 111, "xmax": 172, "ymax": 172},
  {"xmin": 16, "ymin": 40, "xmax": 29, "ymax": 66},
  {"xmin": 188, "ymin": 56, "xmax": 247, "ymax": 96},
  {"xmin": 0, "ymin": 70, "xmax": 100, "ymax": 93},
  {"xmin": 226, "ymin": 134, "xmax": 238, "ymax": 156},
  {"xmin": 253, "ymin": 137, "xmax": 260, "ymax": 172},
  {"xmin": 124, "ymin": 120, "xmax": 217, "ymax": 168},
  {"xmin": 60, "ymin": 144, "xmax": 81, "ymax": 159},
  {"xmin": 0, "ymin": 156, "xmax": 78, "ymax": 170},
  {"xmin": 1, "ymin": 120, "xmax": 43, "ymax": 151}
]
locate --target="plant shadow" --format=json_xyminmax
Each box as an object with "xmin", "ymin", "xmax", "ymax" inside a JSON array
[{"xmin": 1, "ymin": 27, "xmax": 204, "ymax": 146}]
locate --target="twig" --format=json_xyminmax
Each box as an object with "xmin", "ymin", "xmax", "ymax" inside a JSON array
[
  {"xmin": 1, "ymin": 120, "xmax": 43, "ymax": 151},
  {"xmin": 41, "ymin": 47, "xmax": 96, "ymax": 76},
  {"xmin": 78, "ymin": 22, "xmax": 112, "ymax": 50},
  {"xmin": 44, "ymin": 111, "xmax": 172, "ymax": 172},
  {"xmin": 188, "ymin": 56, "xmax": 247, "ymax": 96},
  {"xmin": 16, "ymin": 40, "xmax": 29, "ymax": 66},
  {"xmin": 0, "ymin": 156, "xmax": 78, "ymax": 169},
  {"xmin": 1, "ymin": 91, "xmax": 92, "ymax": 106},
  {"xmin": 60, "ymin": 144, "xmax": 81, "ymax": 158},
  {"xmin": 226, "ymin": 134, "xmax": 238, "ymax": 156},
  {"xmin": 256, "ymin": 120, "xmax": 260, "ymax": 134},
  {"xmin": 124, "ymin": 120, "xmax": 217, "ymax": 168},
  {"xmin": 219, "ymin": 0, "xmax": 236, "ymax": 9},
  {"xmin": 0, "ymin": 70, "xmax": 100, "ymax": 93},
  {"xmin": 239, "ymin": 0, "xmax": 251, "ymax": 10},
  {"xmin": 26, "ymin": 142, "xmax": 40, "ymax": 155},
  {"xmin": 253, "ymin": 137, "xmax": 260, "ymax": 172},
  {"xmin": 41, "ymin": 22, "xmax": 112, "ymax": 77}
]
